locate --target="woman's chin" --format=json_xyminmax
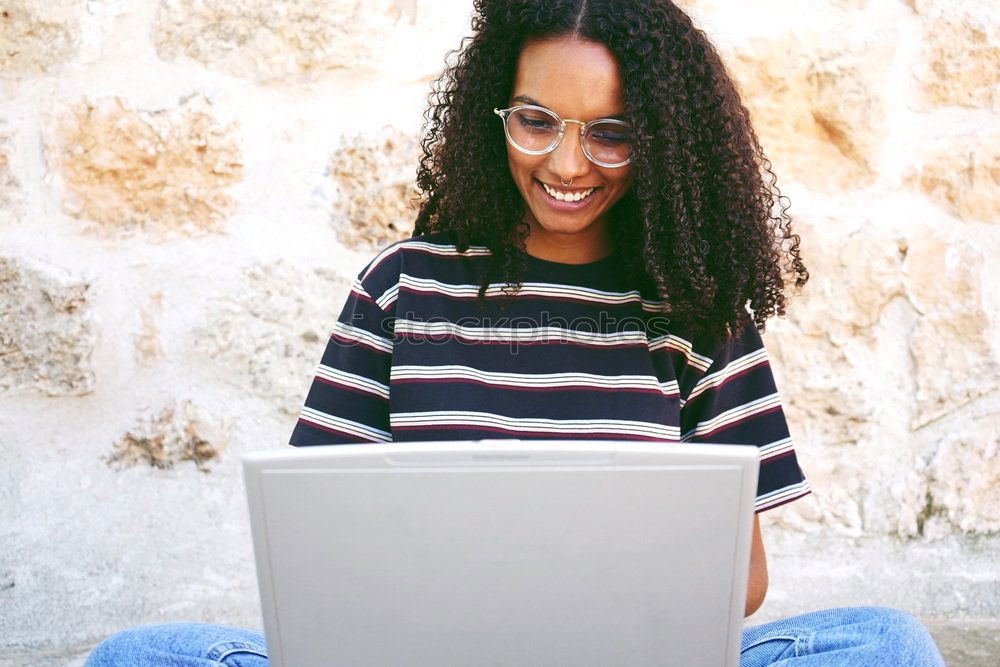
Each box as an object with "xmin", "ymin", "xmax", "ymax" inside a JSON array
[
  {"xmin": 529, "ymin": 214, "xmax": 598, "ymax": 237},
  {"xmin": 527, "ymin": 200, "xmax": 608, "ymax": 238}
]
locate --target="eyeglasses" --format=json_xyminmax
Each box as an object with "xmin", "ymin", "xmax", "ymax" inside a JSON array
[{"xmin": 493, "ymin": 104, "xmax": 633, "ymax": 168}]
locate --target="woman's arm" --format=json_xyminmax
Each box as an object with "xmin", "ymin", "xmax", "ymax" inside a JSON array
[{"xmin": 745, "ymin": 514, "xmax": 768, "ymax": 617}]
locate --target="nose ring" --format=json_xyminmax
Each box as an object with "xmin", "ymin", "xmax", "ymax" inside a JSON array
[{"xmin": 560, "ymin": 178, "xmax": 573, "ymax": 187}]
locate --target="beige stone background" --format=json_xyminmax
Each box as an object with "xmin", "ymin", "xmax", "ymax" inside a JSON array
[{"xmin": 0, "ymin": 0, "xmax": 997, "ymax": 664}]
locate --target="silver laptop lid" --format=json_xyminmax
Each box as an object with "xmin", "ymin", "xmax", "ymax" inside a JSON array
[{"xmin": 243, "ymin": 440, "xmax": 759, "ymax": 666}]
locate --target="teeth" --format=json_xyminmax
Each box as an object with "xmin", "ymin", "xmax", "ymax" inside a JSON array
[{"xmin": 542, "ymin": 182, "xmax": 596, "ymax": 202}]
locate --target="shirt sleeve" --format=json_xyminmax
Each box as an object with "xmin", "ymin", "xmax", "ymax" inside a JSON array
[
  {"xmin": 678, "ymin": 321, "xmax": 810, "ymax": 513},
  {"xmin": 288, "ymin": 250, "xmax": 399, "ymax": 446}
]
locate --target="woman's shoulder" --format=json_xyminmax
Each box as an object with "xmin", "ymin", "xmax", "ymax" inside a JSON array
[
  {"xmin": 375, "ymin": 230, "xmax": 491, "ymax": 259},
  {"xmin": 395, "ymin": 230, "xmax": 489, "ymax": 253},
  {"xmin": 356, "ymin": 230, "xmax": 491, "ymax": 282}
]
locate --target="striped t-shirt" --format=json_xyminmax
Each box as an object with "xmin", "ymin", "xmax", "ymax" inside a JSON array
[{"xmin": 290, "ymin": 232, "xmax": 810, "ymax": 513}]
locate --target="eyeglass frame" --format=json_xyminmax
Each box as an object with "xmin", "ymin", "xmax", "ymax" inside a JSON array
[{"xmin": 492, "ymin": 104, "xmax": 633, "ymax": 168}]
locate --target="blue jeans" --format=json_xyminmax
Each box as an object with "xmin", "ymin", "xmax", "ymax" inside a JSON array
[{"xmin": 85, "ymin": 607, "xmax": 944, "ymax": 666}]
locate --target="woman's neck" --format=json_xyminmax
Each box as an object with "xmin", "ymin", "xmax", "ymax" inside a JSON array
[{"xmin": 523, "ymin": 217, "xmax": 613, "ymax": 264}]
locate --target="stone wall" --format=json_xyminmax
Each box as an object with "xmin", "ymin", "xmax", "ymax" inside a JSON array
[
  {"xmin": 676, "ymin": 0, "xmax": 1000, "ymax": 544},
  {"xmin": 1, "ymin": 0, "xmax": 997, "ymax": 658}
]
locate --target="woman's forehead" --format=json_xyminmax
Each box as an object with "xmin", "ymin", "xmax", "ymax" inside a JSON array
[{"xmin": 512, "ymin": 36, "xmax": 625, "ymax": 118}]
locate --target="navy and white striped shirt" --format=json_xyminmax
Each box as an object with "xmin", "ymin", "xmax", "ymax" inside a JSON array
[{"xmin": 290, "ymin": 232, "xmax": 810, "ymax": 513}]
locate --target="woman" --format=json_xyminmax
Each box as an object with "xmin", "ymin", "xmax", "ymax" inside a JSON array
[{"xmin": 87, "ymin": 0, "xmax": 944, "ymax": 664}]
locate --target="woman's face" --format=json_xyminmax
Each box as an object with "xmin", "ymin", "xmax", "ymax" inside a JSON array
[{"xmin": 506, "ymin": 36, "xmax": 633, "ymax": 263}]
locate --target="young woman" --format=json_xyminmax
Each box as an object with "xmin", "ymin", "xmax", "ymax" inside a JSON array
[{"xmin": 87, "ymin": 1, "xmax": 945, "ymax": 664}]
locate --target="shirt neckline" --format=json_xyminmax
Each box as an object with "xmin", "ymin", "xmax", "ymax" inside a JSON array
[{"xmin": 523, "ymin": 251, "xmax": 620, "ymax": 284}]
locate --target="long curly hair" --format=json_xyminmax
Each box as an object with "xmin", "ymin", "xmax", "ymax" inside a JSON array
[{"xmin": 413, "ymin": 0, "xmax": 808, "ymax": 337}]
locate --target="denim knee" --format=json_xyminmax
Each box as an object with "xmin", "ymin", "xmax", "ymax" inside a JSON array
[
  {"xmin": 86, "ymin": 625, "xmax": 158, "ymax": 666},
  {"xmin": 741, "ymin": 606, "xmax": 944, "ymax": 667},
  {"xmin": 866, "ymin": 607, "xmax": 944, "ymax": 665},
  {"xmin": 85, "ymin": 622, "xmax": 268, "ymax": 667}
]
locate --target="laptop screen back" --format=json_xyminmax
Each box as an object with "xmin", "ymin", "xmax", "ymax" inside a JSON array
[{"xmin": 243, "ymin": 440, "xmax": 758, "ymax": 666}]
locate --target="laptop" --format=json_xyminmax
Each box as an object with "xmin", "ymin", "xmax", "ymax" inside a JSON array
[{"xmin": 243, "ymin": 440, "xmax": 759, "ymax": 666}]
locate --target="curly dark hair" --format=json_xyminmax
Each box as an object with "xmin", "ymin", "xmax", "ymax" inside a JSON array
[{"xmin": 413, "ymin": 0, "xmax": 808, "ymax": 337}]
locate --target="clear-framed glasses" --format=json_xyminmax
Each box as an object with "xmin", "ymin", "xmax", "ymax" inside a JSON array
[{"xmin": 493, "ymin": 104, "xmax": 633, "ymax": 168}]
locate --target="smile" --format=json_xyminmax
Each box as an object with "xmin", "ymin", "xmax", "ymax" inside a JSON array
[{"xmin": 539, "ymin": 182, "xmax": 598, "ymax": 202}]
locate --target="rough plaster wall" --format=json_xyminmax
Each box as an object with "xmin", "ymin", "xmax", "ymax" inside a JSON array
[
  {"xmin": 676, "ymin": 0, "xmax": 1000, "ymax": 542},
  {"xmin": 44, "ymin": 95, "xmax": 243, "ymax": 236},
  {"xmin": 914, "ymin": 0, "xmax": 1000, "ymax": 112},
  {"xmin": 0, "ymin": 0, "xmax": 83, "ymax": 75},
  {"xmin": 906, "ymin": 126, "xmax": 1000, "ymax": 222},
  {"xmin": 190, "ymin": 261, "xmax": 351, "ymax": 415},
  {"xmin": 726, "ymin": 23, "xmax": 894, "ymax": 191},
  {"xmin": 330, "ymin": 129, "xmax": 421, "ymax": 249},
  {"xmin": 106, "ymin": 400, "xmax": 230, "ymax": 471},
  {"xmin": 152, "ymin": 0, "xmax": 395, "ymax": 82},
  {"xmin": 0, "ymin": 256, "xmax": 95, "ymax": 395},
  {"xmin": 0, "ymin": 121, "xmax": 19, "ymax": 217},
  {"xmin": 152, "ymin": 0, "xmax": 461, "ymax": 84},
  {"xmin": 0, "ymin": 0, "xmax": 997, "ymax": 657}
]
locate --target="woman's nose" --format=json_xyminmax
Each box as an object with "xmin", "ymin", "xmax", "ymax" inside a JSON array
[{"xmin": 547, "ymin": 126, "xmax": 591, "ymax": 182}]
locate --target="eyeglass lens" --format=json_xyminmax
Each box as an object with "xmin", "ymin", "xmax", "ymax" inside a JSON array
[{"xmin": 507, "ymin": 107, "xmax": 631, "ymax": 166}]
